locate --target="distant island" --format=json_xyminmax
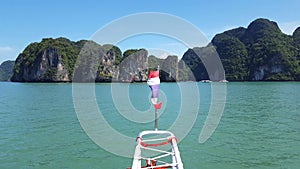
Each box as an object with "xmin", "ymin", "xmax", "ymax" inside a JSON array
[
  {"xmin": 1, "ymin": 18, "xmax": 299, "ymax": 82},
  {"xmin": 0, "ymin": 60, "xmax": 14, "ymax": 81}
]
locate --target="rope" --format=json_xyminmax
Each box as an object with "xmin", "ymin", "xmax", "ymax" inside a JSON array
[{"xmin": 137, "ymin": 137, "xmax": 177, "ymax": 147}]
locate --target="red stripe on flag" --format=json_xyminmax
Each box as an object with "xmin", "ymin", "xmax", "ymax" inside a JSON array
[{"xmin": 148, "ymin": 70, "xmax": 159, "ymax": 78}]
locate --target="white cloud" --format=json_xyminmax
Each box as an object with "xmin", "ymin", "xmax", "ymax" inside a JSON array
[
  {"xmin": 0, "ymin": 46, "xmax": 17, "ymax": 63},
  {"xmin": 0, "ymin": 46, "xmax": 13, "ymax": 52},
  {"xmin": 148, "ymin": 48, "xmax": 171, "ymax": 59},
  {"xmin": 158, "ymin": 52, "xmax": 170, "ymax": 59},
  {"xmin": 147, "ymin": 42, "xmax": 189, "ymax": 59},
  {"xmin": 279, "ymin": 21, "xmax": 300, "ymax": 35}
]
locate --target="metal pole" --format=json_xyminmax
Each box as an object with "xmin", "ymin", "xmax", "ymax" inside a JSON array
[
  {"xmin": 155, "ymin": 108, "xmax": 158, "ymax": 131},
  {"xmin": 155, "ymin": 65, "xmax": 160, "ymax": 131}
]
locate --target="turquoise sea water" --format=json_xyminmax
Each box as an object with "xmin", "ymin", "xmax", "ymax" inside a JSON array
[{"xmin": 0, "ymin": 82, "xmax": 299, "ymax": 169}]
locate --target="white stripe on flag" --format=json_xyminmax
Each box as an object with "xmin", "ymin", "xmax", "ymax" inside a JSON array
[{"xmin": 147, "ymin": 77, "xmax": 160, "ymax": 86}]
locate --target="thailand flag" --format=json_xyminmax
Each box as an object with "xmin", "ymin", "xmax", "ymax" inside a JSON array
[{"xmin": 147, "ymin": 70, "xmax": 162, "ymax": 109}]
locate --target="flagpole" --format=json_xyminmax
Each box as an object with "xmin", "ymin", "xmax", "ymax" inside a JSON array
[
  {"xmin": 155, "ymin": 109, "xmax": 158, "ymax": 131},
  {"xmin": 154, "ymin": 65, "xmax": 159, "ymax": 131}
]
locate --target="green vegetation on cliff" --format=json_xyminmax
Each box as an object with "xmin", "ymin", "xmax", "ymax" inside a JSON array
[
  {"xmin": 8, "ymin": 18, "xmax": 300, "ymax": 82},
  {"xmin": 211, "ymin": 18, "xmax": 300, "ymax": 81},
  {"xmin": 12, "ymin": 37, "xmax": 84, "ymax": 80},
  {"xmin": 11, "ymin": 38, "xmax": 123, "ymax": 82}
]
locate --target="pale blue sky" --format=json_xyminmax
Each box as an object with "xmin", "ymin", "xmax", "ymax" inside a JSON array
[{"xmin": 1, "ymin": 0, "xmax": 300, "ymax": 63}]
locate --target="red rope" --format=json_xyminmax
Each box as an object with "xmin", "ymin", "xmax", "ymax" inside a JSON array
[
  {"xmin": 127, "ymin": 137, "xmax": 178, "ymax": 168},
  {"xmin": 137, "ymin": 137, "xmax": 177, "ymax": 147}
]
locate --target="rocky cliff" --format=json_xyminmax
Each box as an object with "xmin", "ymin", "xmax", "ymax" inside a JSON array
[
  {"xmin": 11, "ymin": 38, "xmax": 159, "ymax": 82},
  {"xmin": 16, "ymin": 47, "xmax": 69, "ymax": 82},
  {"xmin": 0, "ymin": 60, "xmax": 14, "ymax": 81},
  {"xmin": 148, "ymin": 55, "xmax": 178, "ymax": 81},
  {"xmin": 73, "ymin": 42, "xmax": 123, "ymax": 82},
  {"xmin": 9, "ymin": 18, "xmax": 300, "ymax": 82},
  {"xmin": 211, "ymin": 18, "xmax": 300, "ymax": 81},
  {"xmin": 11, "ymin": 38, "xmax": 82, "ymax": 82},
  {"xmin": 118, "ymin": 49, "xmax": 148, "ymax": 82}
]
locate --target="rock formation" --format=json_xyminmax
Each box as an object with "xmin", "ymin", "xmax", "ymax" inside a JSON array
[
  {"xmin": 0, "ymin": 60, "xmax": 14, "ymax": 81},
  {"xmin": 8, "ymin": 18, "xmax": 300, "ymax": 82}
]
